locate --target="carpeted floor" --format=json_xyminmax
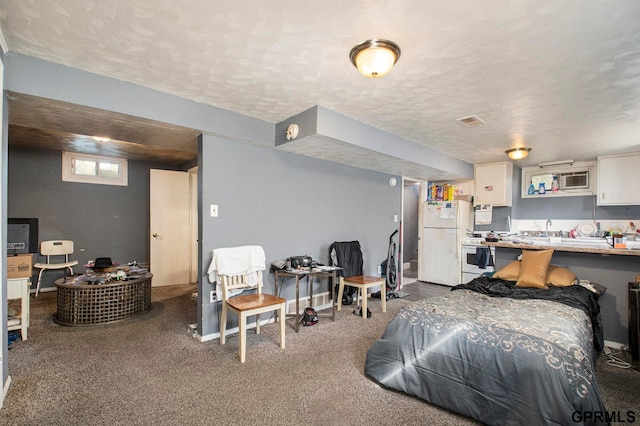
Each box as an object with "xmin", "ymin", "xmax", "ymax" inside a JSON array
[{"xmin": 1, "ymin": 283, "xmax": 638, "ymax": 425}]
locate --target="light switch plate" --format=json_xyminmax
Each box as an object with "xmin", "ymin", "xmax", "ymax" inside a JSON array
[{"xmin": 210, "ymin": 204, "xmax": 218, "ymax": 217}]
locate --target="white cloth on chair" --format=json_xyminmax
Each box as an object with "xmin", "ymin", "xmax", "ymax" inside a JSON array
[{"xmin": 206, "ymin": 245, "xmax": 266, "ymax": 301}]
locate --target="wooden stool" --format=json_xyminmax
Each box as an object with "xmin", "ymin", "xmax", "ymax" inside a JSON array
[{"xmin": 337, "ymin": 275, "xmax": 386, "ymax": 319}]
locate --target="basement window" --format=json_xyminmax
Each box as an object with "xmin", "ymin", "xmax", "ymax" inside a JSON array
[{"xmin": 62, "ymin": 151, "xmax": 128, "ymax": 186}]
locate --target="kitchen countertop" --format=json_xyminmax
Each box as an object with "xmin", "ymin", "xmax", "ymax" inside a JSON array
[{"xmin": 482, "ymin": 240, "xmax": 640, "ymax": 257}]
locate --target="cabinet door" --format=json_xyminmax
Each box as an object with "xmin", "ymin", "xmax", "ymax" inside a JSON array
[
  {"xmin": 474, "ymin": 162, "xmax": 513, "ymax": 206},
  {"xmin": 598, "ymin": 153, "xmax": 640, "ymax": 205}
]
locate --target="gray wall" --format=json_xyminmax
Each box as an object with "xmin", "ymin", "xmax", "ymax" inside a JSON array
[
  {"xmin": 518, "ymin": 196, "xmax": 640, "ymax": 220},
  {"xmin": 199, "ymin": 134, "xmax": 401, "ymax": 337},
  {"xmin": 7, "ymin": 146, "xmax": 181, "ymax": 291},
  {"xmin": 3, "ymin": 52, "xmax": 409, "ymax": 343}
]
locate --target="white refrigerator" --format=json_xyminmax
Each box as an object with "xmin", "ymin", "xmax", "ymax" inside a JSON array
[{"xmin": 418, "ymin": 200, "xmax": 473, "ymax": 286}]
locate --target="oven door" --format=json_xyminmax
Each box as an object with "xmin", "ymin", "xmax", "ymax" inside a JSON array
[{"xmin": 461, "ymin": 245, "xmax": 495, "ymax": 275}]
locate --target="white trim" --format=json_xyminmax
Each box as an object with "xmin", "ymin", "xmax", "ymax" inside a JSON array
[
  {"xmin": 2, "ymin": 376, "xmax": 12, "ymax": 409},
  {"xmin": 197, "ymin": 292, "xmax": 333, "ymax": 343},
  {"xmin": 62, "ymin": 151, "xmax": 128, "ymax": 186},
  {"xmin": 604, "ymin": 340, "xmax": 625, "ymax": 350},
  {"xmin": 285, "ymin": 291, "xmax": 332, "ymax": 315},
  {"xmin": 28, "ymin": 286, "xmax": 56, "ymax": 295},
  {"xmin": 197, "ymin": 316, "xmax": 276, "ymax": 343}
]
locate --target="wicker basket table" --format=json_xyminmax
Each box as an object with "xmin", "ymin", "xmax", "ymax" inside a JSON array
[{"xmin": 55, "ymin": 274, "xmax": 153, "ymax": 326}]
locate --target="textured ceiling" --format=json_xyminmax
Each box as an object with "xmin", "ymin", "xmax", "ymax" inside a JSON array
[{"xmin": 1, "ymin": 0, "xmax": 640, "ymax": 174}]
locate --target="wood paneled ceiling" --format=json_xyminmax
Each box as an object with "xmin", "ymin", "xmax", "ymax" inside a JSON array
[{"xmin": 7, "ymin": 92, "xmax": 200, "ymax": 166}]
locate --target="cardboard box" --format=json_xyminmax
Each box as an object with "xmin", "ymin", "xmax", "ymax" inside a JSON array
[
  {"xmin": 7, "ymin": 254, "xmax": 33, "ymax": 279},
  {"xmin": 454, "ymin": 194, "xmax": 473, "ymax": 202}
]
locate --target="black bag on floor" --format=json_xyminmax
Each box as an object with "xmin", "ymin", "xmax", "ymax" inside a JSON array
[{"xmin": 301, "ymin": 307, "xmax": 318, "ymax": 326}]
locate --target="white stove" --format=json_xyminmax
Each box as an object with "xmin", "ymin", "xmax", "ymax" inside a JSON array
[
  {"xmin": 461, "ymin": 237, "xmax": 486, "ymax": 247},
  {"xmin": 461, "ymin": 234, "xmax": 495, "ymax": 282}
]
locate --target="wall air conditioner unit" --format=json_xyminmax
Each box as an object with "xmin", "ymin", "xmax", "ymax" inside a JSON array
[{"xmin": 558, "ymin": 171, "xmax": 589, "ymax": 190}]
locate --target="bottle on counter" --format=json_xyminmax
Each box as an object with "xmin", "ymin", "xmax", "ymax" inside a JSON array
[
  {"xmin": 551, "ymin": 175, "xmax": 559, "ymax": 192},
  {"xmin": 528, "ymin": 180, "xmax": 536, "ymax": 195}
]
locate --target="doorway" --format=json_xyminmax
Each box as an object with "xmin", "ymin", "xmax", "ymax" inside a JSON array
[{"xmin": 402, "ymin": 178, "xmax": 422, "ymax": 286}]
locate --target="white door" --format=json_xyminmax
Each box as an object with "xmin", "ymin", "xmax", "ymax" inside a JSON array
[{"xmin": 150, "ymin": 169, "xmax": 190, "ymax": 286}]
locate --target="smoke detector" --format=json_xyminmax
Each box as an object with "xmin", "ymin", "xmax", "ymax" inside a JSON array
[{"xmin": 456, "ymin": 115, "xmax": 484, "ymax": 128}]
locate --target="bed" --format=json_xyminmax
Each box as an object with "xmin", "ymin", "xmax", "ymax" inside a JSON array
[{"xmin": 365, "ymin": 272, "xmax": 608, "ymax": 426}]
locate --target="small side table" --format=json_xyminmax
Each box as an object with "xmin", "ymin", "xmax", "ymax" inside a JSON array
[
  {"xmin": 274, "ymin": 268, "xmax": 338, "ymax": 332},
  {"xmin": 7, "ymin": 278, "xmax": 31, "ymax": 340}
]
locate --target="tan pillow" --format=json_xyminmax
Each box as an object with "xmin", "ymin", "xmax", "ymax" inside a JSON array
[
  {"xmin": 546, "ymin": 265, "xmax": 577, "ymax": 287},
  {"xmin": 492, "ymin": 260, "xmax": 520, "ymax": 281},
  {"xmin": 516, "ymin": 249, "xmax": 554, "ymax": 289}
]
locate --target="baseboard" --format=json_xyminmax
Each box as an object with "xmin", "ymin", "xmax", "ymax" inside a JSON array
[
  {"xmin": 2, "ymin": 375, "xmax": 12, "ymax": 409},
  {"xmin": 197, "ymin": 316, "xmax": 277, "ymax": 343},
  {"xmin": 29, "ymin": 287, "xmax": 56, "ymax": 295},
  {"xmin": 285, "ymin": 291, "xmax": 332, "ymax": 315},
  {"xmin": 604, "ymin": 340, "xmax": 625, "ymax": 350},
  {"xmin": 196, "ymin": 292, "xmax": 333, "ymax": 342}
]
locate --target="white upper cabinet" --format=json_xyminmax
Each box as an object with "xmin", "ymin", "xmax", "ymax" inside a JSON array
[
  {"xmin": 597, "ymin": 153, "xmax": 640, "ymax": 206},
  {"xmin": 474, "ymin": 162, "xmax": 513, "ymax": 206}
]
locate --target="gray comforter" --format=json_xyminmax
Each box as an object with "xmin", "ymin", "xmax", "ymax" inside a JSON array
[{"xmin": 365, "ymin": 280, "xmax": 607, "ymax": 425}]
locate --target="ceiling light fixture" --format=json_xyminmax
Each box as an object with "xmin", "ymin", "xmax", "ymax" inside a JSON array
[
  {"xmin": 349, "ymin": 39, "xmax": 401, "ymax": 78},
  {"xmin": 505, "ymin": 147, "xmax": 531, "ymax": 160}
]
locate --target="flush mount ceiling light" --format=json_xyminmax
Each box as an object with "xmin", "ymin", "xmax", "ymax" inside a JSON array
[
  {"xmin": 349, "ymin": 39, "xmax": 401, "ymax": 78},
  {"xmin": 505, "ymin": 147, "xmax": 531, "ymax": 160}
]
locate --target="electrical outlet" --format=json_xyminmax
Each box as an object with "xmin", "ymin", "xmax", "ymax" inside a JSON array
[
  {"xmin": 377, "ymin": 265, "xmax": 382, "ymax": 275},
  {"xmin": 210, "ymin": 290, "xmax": 216, "ymax": 303},
  {"xmin": 210, "ymin": 204, "xmax": 219, "ymax": 217}
]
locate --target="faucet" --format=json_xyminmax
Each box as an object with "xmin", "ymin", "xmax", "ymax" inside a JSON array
[{"xmin": 545, "ymin": 219, "xmax": 552, "ymax": 237}]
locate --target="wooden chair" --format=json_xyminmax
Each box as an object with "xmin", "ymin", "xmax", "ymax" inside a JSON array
[
  {"xmin": 330, "ymin": 240, "xmax": 387, "ymax": 319},
  {"xmin": 337, "ymin": 275, "xmax": 386, "ymax": 319},
  {"xmin": 219, "ymin": 270, "xmax": 286, "ymax": 363},
  {"xmin": 33, "ymin": 240, "xmax": 78, "ymax": 297}
]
